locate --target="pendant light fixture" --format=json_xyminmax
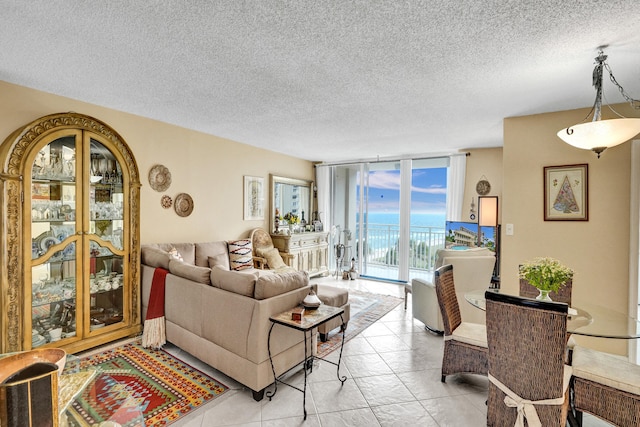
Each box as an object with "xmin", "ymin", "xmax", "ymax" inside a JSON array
[{"xmin": 557, "ymin": 49, "xmax": 640, "ymax": 158}]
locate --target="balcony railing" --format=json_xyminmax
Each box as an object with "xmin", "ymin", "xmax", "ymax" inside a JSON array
[{"xmin": 354, "ymin": 223, "xmax": 446, "ymax": 276}]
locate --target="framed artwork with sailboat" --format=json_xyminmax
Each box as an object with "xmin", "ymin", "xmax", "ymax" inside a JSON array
[{"xmin": 544, "ymin": 164, "xmax": 588, "ymax": 221}]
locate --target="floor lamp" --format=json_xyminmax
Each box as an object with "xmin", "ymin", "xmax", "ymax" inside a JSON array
[
  {"xmin": 477, "ymin": 196, "xmax": 499, "ymax": 247},
  {"xmin": 478, "ymin": 196, "xmax": 500, "ymax": 285}
]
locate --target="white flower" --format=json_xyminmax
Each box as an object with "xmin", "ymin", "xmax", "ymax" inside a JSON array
[{"xmin": 519, "ymin": 257, "xmax": 573, "ymax": 292}]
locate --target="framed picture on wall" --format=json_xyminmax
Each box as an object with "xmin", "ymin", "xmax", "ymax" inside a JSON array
[
  {"xmin": 244, "ymin": 176, "xmax": 264, "ymax": 220},
  {"xmin": 544, "ymin": 164, "xmax": 588, "ymax": 221}
]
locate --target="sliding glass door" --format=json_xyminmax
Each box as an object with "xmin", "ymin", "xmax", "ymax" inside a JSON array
[
  {"xmin": 330, "ymin": 157, "xmax": 448, "ymax": 283},
  {"xmin": 360, "ymin": 161, "xmax": 403, "ymax": 281},
  {"xmin": 407, "ymin": 160, "xmax": 448, "ymax": 281}
]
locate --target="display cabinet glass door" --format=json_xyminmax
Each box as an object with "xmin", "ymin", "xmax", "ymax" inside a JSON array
[
  {"xmin": 28, "ymin": 133, "xmax": 126, "ymax": 349},
  {"xmin": 87, "ymin": 136, "xmax": 125, "ymax": 336}
]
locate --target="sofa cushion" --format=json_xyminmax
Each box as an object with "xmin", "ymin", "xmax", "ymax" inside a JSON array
[
  {"xmin": 210, "ymin": 265, "xmax": 258, "ymax": 297},
  {"xmin": 257, "ymin": 247, "xmax": 287, "ymax": 270},
  {"xmin": 168, "ymin": 259, "xmax": 211, "ymax": 284},
  {"xmin": 141, "ymin": 246, "xmax": 170, "ymax": 269},
  {"xmin": 208, "ymin": 254, "xmax": 230, "ymax": 270},
  {"xmin": 254, "ymin": 270, "xmax": 309, "ymax": 300},
  {"xmin": 228, "ymin": 239, "xmax": 253, "ymax": 271},
  {"xmin": 155, "ymin": 243, "xmax": 196, "ymax": 265},
  {"xmin": 195, "ymin": 241, "xmax": 229, "ymax": 268}
]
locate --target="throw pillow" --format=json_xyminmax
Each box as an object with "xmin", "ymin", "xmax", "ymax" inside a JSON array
[
  {"xmin": 254, "ymin": 270, "xmax": 309, "ymax": 300},
  {"xmin": 208, "ymin": 253, "xmax": 230, "ymax": 270},
  {"xmin": 257, "ymin": 247, "xmax": 287, "ymax": 270},
  {"xmin": 168, "ymin": 259, "xmax": 211, "ymax": 284},
  {"xmin": 168, "ymin": 247, "xmax": 184, "ymax": 262},
  {"xmin": 195, "ymin": 241, "xmax": 229, "ymax": 268},
  {"xmin": 210, "ymin": 265, "xmax": 258, "ymax": 297},
  {"xmin": 227, "ymin": 239, "xmax": 253, "ymax": 271}
]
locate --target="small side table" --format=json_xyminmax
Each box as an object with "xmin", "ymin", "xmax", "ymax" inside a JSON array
[{"xmin": 267, "ymin": 304, "xmax": 347, "ymax": 419}]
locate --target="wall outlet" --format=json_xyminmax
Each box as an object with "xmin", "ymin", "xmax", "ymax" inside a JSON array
[{"xmin": 506, "ymin": 223, "xmax": 514, "ymax": 235}]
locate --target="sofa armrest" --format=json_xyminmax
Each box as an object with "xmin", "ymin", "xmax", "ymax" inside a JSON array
[{"xmin": 246, "ymin": 284, "xmax": 315, "ymax": 364}]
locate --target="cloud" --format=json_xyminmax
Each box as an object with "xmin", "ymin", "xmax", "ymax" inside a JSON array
[
  {"xmin": 368, "ymin": 171, "xmax": 446, "ymax": 194},
  {"xmin": 411, "ymin": 185, "xmax": 446, "ymax": 195},
  {"xmin": 368, "ymin": 171, "xmax": 400, "ymax": 190}
]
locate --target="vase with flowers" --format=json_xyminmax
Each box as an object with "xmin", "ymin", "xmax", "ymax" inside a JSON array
[
  {"xmin": 518, "ymin": 257, "xmax": 574, "ymax": 302},
  {"xmin": 283, "ymin": 212, "xmax": 300, "ymax": 233}
]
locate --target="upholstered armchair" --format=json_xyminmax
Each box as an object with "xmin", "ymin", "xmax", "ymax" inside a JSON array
[
  {"xmin": 249, "ymin": 228, "xmax": 294, "ymax": 270},
  {"xmin": 412, "ymin": 247, "xmax": 496, "ymax": 333}
]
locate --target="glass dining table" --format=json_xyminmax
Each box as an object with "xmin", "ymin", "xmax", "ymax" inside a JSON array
[{"xmin": 464, "ymin": 288, "xmax": 640, "ymax": 339}]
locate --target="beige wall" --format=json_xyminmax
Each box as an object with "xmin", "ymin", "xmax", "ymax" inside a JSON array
[
  {"xmin": 463, "ymin": 148, "xmax": 503, "ymax": 223},
  {"xmin": 503, "ymin": 105, "xmax": 635, "ymax": 355},
  {"xmin": 0, "ymin": 81, "xmax": 314, "ymax": 243},
  {"xmin": 3, "ymin": 80, "xmax": 635, "ymax": 353}
]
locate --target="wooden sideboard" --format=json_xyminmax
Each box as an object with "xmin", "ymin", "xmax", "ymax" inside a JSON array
[{"xmin": 271, "ymin": 232, "xmax": 329, "ymax": 278}]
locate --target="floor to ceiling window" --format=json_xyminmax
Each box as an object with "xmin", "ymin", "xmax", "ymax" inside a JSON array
[{"xmin": 328, "ymin": 157, "xmax": 449, "ymax": 283}]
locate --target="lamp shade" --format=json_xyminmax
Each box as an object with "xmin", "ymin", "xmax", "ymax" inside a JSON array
[
  {"xmin": 478, "ymin": 196, "xmax": 498, "ymax": 227},
  {"xmin": 557, "ymin": 118, "xmax": 640, "ymax": 154}
]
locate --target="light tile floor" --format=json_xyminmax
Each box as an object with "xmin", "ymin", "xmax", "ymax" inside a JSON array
[{"xmin": 163, "ymin": 276, "xmax": 611, "ymax": 426}]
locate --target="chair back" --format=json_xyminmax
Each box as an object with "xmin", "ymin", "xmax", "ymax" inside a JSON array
[
  {"xmin": 434, "ymin": 264, "xmax": 461, "ymax": 335},
  {"xmin": 485, "ymin": 291, "xmax": 569, "ymax": 426},
  {"xmin": 519, "ymin": 278, "xmax": 572, "ymax": 305},
  {"xmin": 250, "ymin": 228, "xmax": 273, "ymax": 252}
]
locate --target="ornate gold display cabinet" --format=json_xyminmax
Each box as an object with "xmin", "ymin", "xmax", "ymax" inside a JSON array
[
  {"xmin": 0, "ymin": 113, "xmax": 141, "ymax": 354},
  {"xmin": 271, "ymin": 232, "xmax": 329, "ymax": 277}
]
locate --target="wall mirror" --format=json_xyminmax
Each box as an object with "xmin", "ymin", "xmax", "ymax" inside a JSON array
[{"xmin": 270, "ymin": 174, "xmax": 313, "ymax": 233}]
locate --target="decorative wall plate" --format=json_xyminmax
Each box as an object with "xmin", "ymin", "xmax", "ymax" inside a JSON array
[
  {"xmin": 161, "ymin": 195, "xmax": 172, "ymax": 209},
  {"xmin": 476, "ymin": 179, "xmax": 491, "ymax": 195},
  {"xmin": 148, "ymin": 164, "xmax": 172, "ymax": 192},
  {"xmin": 174, "ymin": 193, "xmax": 194, "ymax": 217}
]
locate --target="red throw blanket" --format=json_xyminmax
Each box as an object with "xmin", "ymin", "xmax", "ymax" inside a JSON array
[{"xmin": 142, "ymin": 267, "xmax": 169, "ymax": 349}]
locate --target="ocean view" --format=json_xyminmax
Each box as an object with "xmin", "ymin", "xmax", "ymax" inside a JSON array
[{"xmin": 364, "ymin": 212, "xmax": 446, "ymax": 228}]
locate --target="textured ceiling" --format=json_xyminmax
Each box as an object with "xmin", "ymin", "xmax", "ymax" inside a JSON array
[{"xmin": 2, "ymin": 1, "xmax": 640, "ymax": 162}]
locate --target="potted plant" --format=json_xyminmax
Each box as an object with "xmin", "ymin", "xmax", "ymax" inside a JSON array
[{"xmin": 519, "ymin": 257, "xmax": 574, "ymax": 301}]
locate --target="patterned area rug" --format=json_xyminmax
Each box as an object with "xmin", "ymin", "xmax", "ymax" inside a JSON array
[
  {"xmin": 317, "ymin": 289, "xmax": 403, "ymax": 357},
  {"xmin": 63, "ymin": 340, "xmax": 228, "ymax": 426}
]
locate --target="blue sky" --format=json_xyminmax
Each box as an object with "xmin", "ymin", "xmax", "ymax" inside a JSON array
[{"xmin": 359, "ymin": 167, "xmax": 447, "ymax": 214}]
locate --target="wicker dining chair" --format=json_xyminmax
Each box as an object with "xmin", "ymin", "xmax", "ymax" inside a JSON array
[
  {"xmin": 520, "ymin": 277, "xmax": 576, "ymax": 363},
  {"xmin": 433, "ymin": 264, "xmax": 488, "ymax": 382},
  {"xmin": 485, "ymin": 291, "xmax": 571, "ymax": 426},
  {"xmin": 571, "ymin": 345, "xmax": 640, "ymax": 427}
]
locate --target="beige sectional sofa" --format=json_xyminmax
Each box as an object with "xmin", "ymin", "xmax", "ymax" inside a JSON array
[{"xmin": 140, "ymin": 241, "xmax": 318, "ymax": 401}]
